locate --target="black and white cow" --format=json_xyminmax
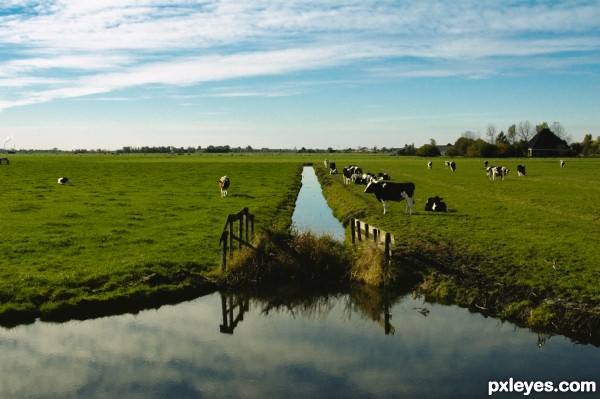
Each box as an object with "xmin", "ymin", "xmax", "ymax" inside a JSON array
[
  {"xmin": 57, "ymin": 177, "xmax": 69, "ymax": 185},
  {"xmin": 449, "ymin": 161, "xmax": 456, "ymax": 172},
  {"xmin": 444, "ymin": 161, "xmax": 450, "ymax": 169},
  {"xmin": 355, "ymin": 172, "xmax": 377, "ymax": 185},
  {"xmin": 486, "ymin": 166, "xmax": 509, "ymax": 181},
  {"xmin": 424, "ymin": 196, "xmax": 447, "ymax": 212},
  {"xmin": 343, "ymin": 165, "xmax": 362, "ymax": 185},
  {"xmin": 484, "ymin": 160, "xmax": 489, "ymax": 169},
  {"xmin": 219, "ymin": 175, "xmax": 230, "ymax": 197},
  {"xmin": 329, "ymin": 162, "xmax": 337, "ymax": 175},
  {"xmin": 560, "ymin": 160, "xmax": 565, "ymax": 168},
  {"xmin": 377, "ymin": 172, "xmax": 391, "ymax": 180},
  {"xmin": 427, "ymin": 160, "xmax": 432, "ymax": 169},
  {"xmin": 517, "ymin": 164, "xmax": 526, "ymax": 176},
  {"xmin": 364, "ymin": 180, "xmax": 415, "ymax": 215}
]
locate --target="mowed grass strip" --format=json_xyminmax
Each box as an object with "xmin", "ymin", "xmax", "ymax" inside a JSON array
[
  {"xmin": 0, "ymin": 154, "xmax": 301, "ymax": 317},
  {"xmin": 317, "ymin": 156, "xmax": 600, "ymax": 303}
]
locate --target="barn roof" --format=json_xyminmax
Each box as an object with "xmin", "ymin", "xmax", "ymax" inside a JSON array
[{"xmin": 528, "ymin": 128, "xmax": 569, "ymax": 150}]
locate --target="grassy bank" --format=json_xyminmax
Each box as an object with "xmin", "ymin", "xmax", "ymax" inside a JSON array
[
  {"xmin": 314, "ymin": 155, "xmax": 600, "ymax": 342},
  {"xmin": 0, "ymin": 153, "xmax": 303, "ymax": 324}
]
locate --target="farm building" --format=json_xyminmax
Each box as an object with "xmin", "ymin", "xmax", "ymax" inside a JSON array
[{"xmin": 527, "ymin": 128, "xmax": 571, "ymax": 157}]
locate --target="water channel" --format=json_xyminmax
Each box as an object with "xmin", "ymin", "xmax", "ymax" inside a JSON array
[{"xmin": 1, "ymin": 167, "xmax": 598, "ymax": 398}]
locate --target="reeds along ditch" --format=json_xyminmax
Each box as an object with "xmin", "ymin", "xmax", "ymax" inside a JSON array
[{"xmin": 222, "ymin": 229, "xmax": 403, "ymax": 288}]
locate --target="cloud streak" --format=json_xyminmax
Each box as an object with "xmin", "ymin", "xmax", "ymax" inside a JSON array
[{"xmin": 1, "ymin": 0, "xmax": 599, "ymax": 111}]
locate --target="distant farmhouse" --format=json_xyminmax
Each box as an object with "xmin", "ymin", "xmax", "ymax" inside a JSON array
[{"xmin": 527, "ymin": 128, "xmax": 571, "ymax": 157}]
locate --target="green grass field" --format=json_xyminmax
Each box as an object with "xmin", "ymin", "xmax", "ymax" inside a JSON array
[
  {"xmin": 0, "ymin": 154, "xmax": 302, "ymax": 320},
  {"xmin": 1, "ymin": 153, "xmax": 598, "ymax": 329},
  {"xmin": 315, "ymin": 155, "xmax": 600, "ymax": 328}
]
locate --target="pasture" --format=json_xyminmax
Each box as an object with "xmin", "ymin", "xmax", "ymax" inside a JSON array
[
  {"xmin": 1, "ymin": 153, "xmax": 598, "ymax": 328},
  {"xmin": 317, "ymin": 155, "xmax": 600, "ymax": 319},
  {"xmin": 0, "ymin": 154, "xmax": 301, "ymax": 320}
]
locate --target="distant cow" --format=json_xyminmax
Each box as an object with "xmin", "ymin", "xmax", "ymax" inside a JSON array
[
  {"xmin": 329, "ymin": 162, "xmax": 337, "ymax": 174},
  {"xmin": 343, "ymin": 165, "xmax": 362, "ymax": 185},
  {"xmin": 486, "ymin": 166, "xmax": 509, "ymax": 181},
  {"xmin": 449, "ymin": 161, "xmax": 456, "ymax": 172},
  {"xmin": 517, "ymin": 164, "xmax": 526, "ymax": 176},
  {"xmin": 364, "ymin": 180, "xmax": 415, "ymax": 215},
  {"xmin": 355, "ymin": 172, "xmax": 377, "ymax": 185},
  {"xmin": 560, "ymin": 160, "xmax": 565, "ymax": 168},
  {"xmin": 427, "ymin": 161, "xmax": 432, "ymax": 169},
  {"xmin": 444, "ymin": 161, "xmax": 450, "ymax": 169},
  {"xmin": 57, "ymin": 177, "xmax": 69, "ymax": 185},
  {"xmin": 484, "ymin": 160, "xmax": 489, "ymax": 169},
  {"xmin": 424, "ymin": 196, "xmax": 447, "ymax": 212},
  {"xmin": 219, "ymin": 175, "xmax": 230, "ymax": 197}
]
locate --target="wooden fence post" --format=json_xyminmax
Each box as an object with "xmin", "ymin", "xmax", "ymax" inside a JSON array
[{"xmin": 220, "ymin": 231, "xmax": 229, "ymax": 271}]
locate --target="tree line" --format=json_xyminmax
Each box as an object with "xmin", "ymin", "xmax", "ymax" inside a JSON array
[{"xmin": 415, "ymin": 121, "xmax": 600, "ymax": 158}]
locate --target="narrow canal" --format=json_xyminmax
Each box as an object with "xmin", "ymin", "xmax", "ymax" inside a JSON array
[
  {"xmin": 291, "ymin": 166, "xmax": 345, "ymax": 241},
  {"xmin": 0, "ymin": 166, "xmax": 598, "ymax": 398}
]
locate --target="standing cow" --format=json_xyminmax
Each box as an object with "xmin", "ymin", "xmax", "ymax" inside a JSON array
[
  {"xmin": 364, "ymin": 181, "xmax": 415, "ymax": 215},
  {"xmin": 219, "ymin": 176, "xmax": 230, "ymax": 197},
  {"xmin": 517, "ymin": 164, "xmax": 526, "ymax": 176}
]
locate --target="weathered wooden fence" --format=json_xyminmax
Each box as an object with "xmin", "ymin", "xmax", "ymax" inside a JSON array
[
  {"xmin": 349, "ymin": 218, "xmax": 395, "ymax": 263},
  {"xmin": 219, "ymin": 207, "xmax": 255, "ymax": 271}
]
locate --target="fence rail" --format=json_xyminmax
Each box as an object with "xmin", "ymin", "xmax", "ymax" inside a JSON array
[
  {"xmin": 349, "ymin": 218, "xmax": 395, "ymax": 262},
  {"xmin": 219, "ymin": 207, "xmax": 255, "ymax": 271}
]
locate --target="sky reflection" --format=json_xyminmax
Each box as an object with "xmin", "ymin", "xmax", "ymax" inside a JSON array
[
  {"xmin": 291, "ymin": 166, "xmax": 346, "ymax": 242},
  {"xmin": 0, "ymin": 291, "xmax": 598, "ymax": 399}
]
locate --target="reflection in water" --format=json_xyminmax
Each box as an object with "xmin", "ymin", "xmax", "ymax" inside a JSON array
[
  {"xmin": 1, "ymin": 288, "xmax": 599, "ymax": 398},
  {"xmin": 291, "ymin": 166, "xmax": 345, "ymax": 241}
]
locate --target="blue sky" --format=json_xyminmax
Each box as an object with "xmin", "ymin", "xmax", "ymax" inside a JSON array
[{"xmin": 1, "ymin": 0, "xmax": 599, "ymax": 151}]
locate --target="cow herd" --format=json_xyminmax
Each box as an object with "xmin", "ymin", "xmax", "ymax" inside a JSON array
[{"xmin": 323, "ymin": 158, "xmax": 556, "ymax": 218}]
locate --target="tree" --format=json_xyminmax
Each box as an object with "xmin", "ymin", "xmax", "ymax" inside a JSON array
[
  {"xmin": 466, "ymin": 139, "xmax": 497, "ymax": 157},
  {"xmin": 495, "ymin": 131, "xmax": 509, "ymax": 145},
  {"xmin": 581, "ymin": 134, "xmax": 593, "ymax": 156},
  {"xmin": 535, "ymin": 121, "xmax": 549, "ymax": 133},
  {"xmin": 551, "ymin": 121, "xmax": 571, "ymax": 144},
  {"xmin": 517, "ymin": 121, "xmax": 533, "ymax": 142},
  {"xmin": 415, "ymin": 143, "xmax": 441, "ymax": 157},
  {"xmin": 507, "ymin": 124, "xmax": 517, "ymax": 144},
  {"xmin": 486, "ymin": 124, "xmax": 497, "ymax": 144}
]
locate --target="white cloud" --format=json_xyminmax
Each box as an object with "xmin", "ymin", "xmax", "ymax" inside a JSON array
[{"xmin": 0, "ymin": 1, "xmax": 599, "ymax": 112}]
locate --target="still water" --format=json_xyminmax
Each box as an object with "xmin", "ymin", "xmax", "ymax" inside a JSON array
[
  {"xmin": 1, "ymin": 291, "xmax": 598, "ymax": 398},
  {"xmin": 1, "ymin": 166, "xmax": 598, "ymax": 398},
  {"xmin": 291, "ymin": 166, "xmax": 346, "ymax": 241}
]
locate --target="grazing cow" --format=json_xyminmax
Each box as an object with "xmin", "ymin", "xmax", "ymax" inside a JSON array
[
  {"xmin": 329, "ymin": 162, "xmax": 337, "ymax": 175},
  {"xmin": 560, "ymin": 160, "xmax": 565, "ymax": 168},
  {"xmin": 57, "ymin": 177, "xmax": 69, "ymax": 185},
  {"xmin": 324, "ymin": 159, "xmax": 329, "ymax": 168},
  {"xmin": 484, "ymin": 160, "xmax": 489, "ymax": 169},
  {"xmin": 364, "ymin": 180, "xmax": 415, "ymax": 215},
  {"xmin": 354, "ymin": 172, "xmax": 377, "ymax": 185},
  {"xmin": 486, "ymin": 166, "xmax": 509, "ymax": 181},
  {"xmin": 424, "ymin": 196, "xmax": 447, "ymax": 212},
  {"xmin": 343, "ymin": 165, "xmax": 362, "ymax": 185},
  {"xmin": 449, "ymin": 161, "xmax": 456, "ymax": 172},
  {"xmin": 219, "ymin": 175, "xmax": 230, "ymax": 197},
  {"xmin": 444, "ymin": 161, "xmax": 450, "ymax": 169},
  {"xmin": 427, "ymin": 161, "xmax": 432, "ymax": 169},
  {"xmin": 517, "ymin": 164, "xmax": 526, "ymax": 176}
]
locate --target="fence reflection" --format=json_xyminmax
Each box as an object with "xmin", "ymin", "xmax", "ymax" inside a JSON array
[{"xmin": 220, "ymin": 293, "xmax": 250, "ymax": 334}]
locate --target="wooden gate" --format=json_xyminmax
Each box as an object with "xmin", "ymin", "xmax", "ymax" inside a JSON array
[{"xmin": 219, "ymin": 207, "xmax": 255, "ymax": 271}]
